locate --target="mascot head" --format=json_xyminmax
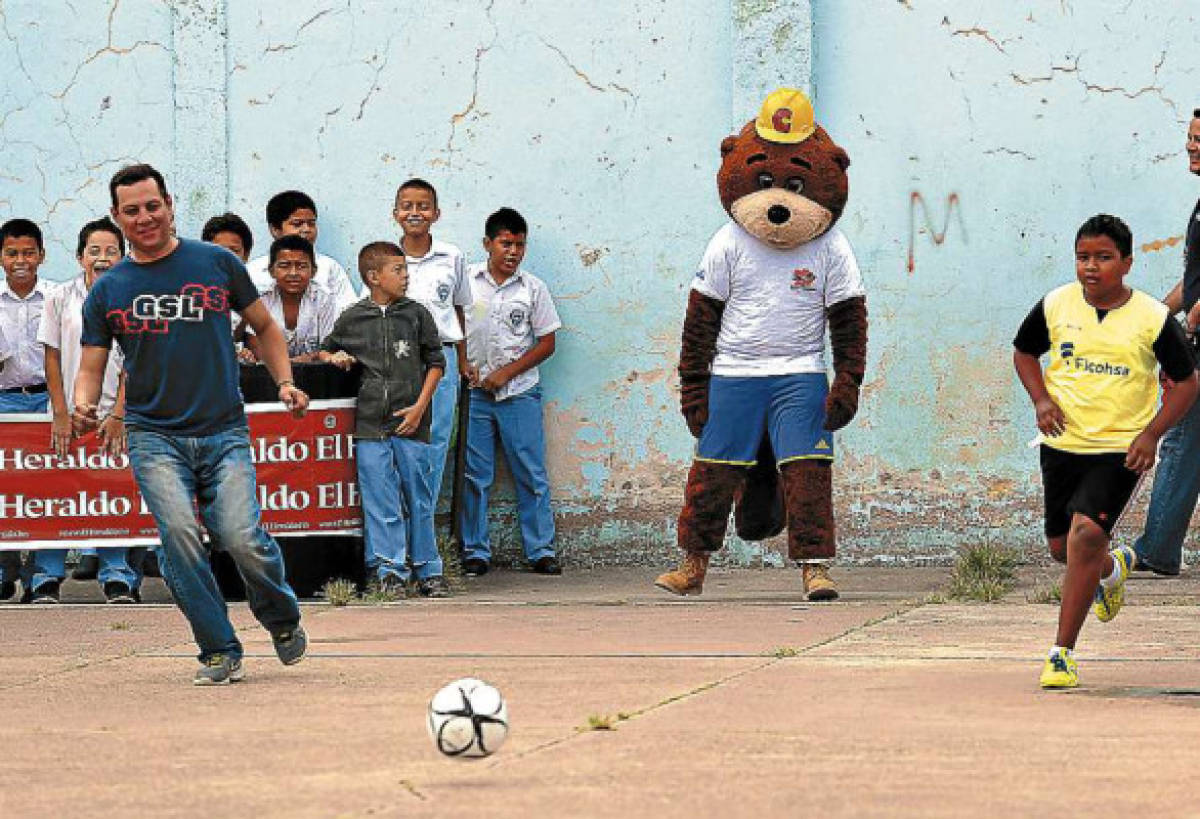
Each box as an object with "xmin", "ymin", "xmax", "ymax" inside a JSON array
[{"xmin": 718, "ymin": 88, "xmax": 850, "ymax": 249}]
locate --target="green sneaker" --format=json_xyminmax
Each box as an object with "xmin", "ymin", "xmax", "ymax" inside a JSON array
[
  {"xmin": 193, "ymin": 654, "xmax": 244, "ymax": 686},
  {"xmin": 1093, "ymin": 546, "xmax": 1135, "ymax": 623}
]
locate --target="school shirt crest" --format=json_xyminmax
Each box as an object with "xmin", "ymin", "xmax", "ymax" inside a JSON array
[{"xmin": 507, "ymin": 308, "xmax": 526, "ymax": 330}]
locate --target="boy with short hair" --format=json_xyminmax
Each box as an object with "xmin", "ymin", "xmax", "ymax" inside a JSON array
[
  {"xmin": 459, "ymin": 208, "xmax": 563, "ymax": 577},
  {"xmin": 319, "ymin": 242, "xmax": 448, "ymax": 596},
  {"xmin": 1014, "ymin": 214, "xmax": 1198, "ymax": 689},
  {"xmin": 394, "ymin": 178, "xmax": 472, "ymax": 525},
  {"xmin": 242, "ymin": 235, "xmax": 339, "ymax": 362},
  {"xmin": 246, "ymin": 191, "xmax": 357, "ymax": 313},
  {"xmin": 0, "ymin": 218, "xmax": 55, "ymax": 601},
  {"xmin": 41, "ymin": 217, "xmax": 142, "ymax": 603},
  {"xmin": 202, "ymin": 212, "xmax": 254, "ymax": 262}
]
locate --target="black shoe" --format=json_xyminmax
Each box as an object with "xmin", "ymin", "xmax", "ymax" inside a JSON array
[
  {"xmin": 0, "ymin": 580, "xmax": 15, "ymax": 601},
  {"xmin": 31, "ymin": 580, "xmax": 61, "ymax": 604},
  {"xmin": 103, "ymin": 581, "xmax": 139, "ymax": 604},
  {"xmin": 462, "ymin": 558, "xmax": 490, "ymax": 577},
  {"xmin": 532, "ymin": 556, "xmax": 562, "ymax": 576},
  {"xmin": 142, "ymin": 550, "xmax": 162, "ymax": 578},
  {"xmin": 1133, "ymin": 556, "xmax": 1180, "ymax": 576},
  {"xmin": 417, "ymin": 575, "xmax": 452, "ymax": 598},
  {"xmin": 72, "ymin": 554, "xmax": 100, "ymax": 581}
]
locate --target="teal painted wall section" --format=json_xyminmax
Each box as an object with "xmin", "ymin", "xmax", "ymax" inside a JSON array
[{"xmin": 5, "ymin": 1, "xmax": 1195, "ymax": 565}]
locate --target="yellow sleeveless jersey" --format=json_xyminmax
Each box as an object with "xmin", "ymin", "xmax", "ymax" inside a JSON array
[{"xmin": 1043, "ymin": 282, "xmax": 1166, "ymax": 453}]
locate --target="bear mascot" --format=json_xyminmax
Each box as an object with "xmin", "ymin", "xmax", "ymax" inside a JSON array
[{"xmin": 654, "ymin": 88, "xmax": 868, "ymax": 601}]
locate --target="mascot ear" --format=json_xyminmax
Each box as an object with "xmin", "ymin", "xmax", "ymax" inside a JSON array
[
  {"xmin": 720, "ymin": 135, "xmax": 738, "ymax": 157},
  {"xmin": 832, "ymin": 147, "xmax": 851, "ymax": 172}
]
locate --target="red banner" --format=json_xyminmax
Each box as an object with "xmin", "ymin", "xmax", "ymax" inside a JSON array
[{"xmin": 0, "ymin": 400, "xmax": 361, "ymax": 550}]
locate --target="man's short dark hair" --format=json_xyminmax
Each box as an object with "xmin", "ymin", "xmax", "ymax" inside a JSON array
[
  {"xmin": 266, "ymin": 190, "xmax": 318, "ymax": 229},
  {"xmin": 269, "ymin": 234, "xmax": 317, "ymax": 268},
  {"xmin": 1193, "ymin": 107, "xmax": 1200, "ymax": 118},
  {"xmin": 0, "ymin": 218, "xmax": 44, "ymax": 252},
  {"xmin": 76, "ymin": 217, "xmax": 125, "ymax": 257},
  {"xmin": 1076, "ymin": 214, "xmax": 1133, "ymax": 258},
  {"xmin": 484, "ymin": 207, "xmax": 528, "ymax": 239},
  {"xmin": 201, "ymin": 212, "xmax": 254, "ymax": 256},
  {"xmin": 358, "ymin": 240, "xmax": 404, "ymax": 281},
  {"xmin": 395, "ymin": 178, "xmax": 438, "ymax": 209},
  {"xmin": 109, "ymin": 163, "xmax": 168, "ymax": 208}
]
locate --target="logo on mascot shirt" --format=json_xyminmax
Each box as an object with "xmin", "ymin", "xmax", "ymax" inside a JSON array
[{"xmin": 791, "ymin": 269, "xmax": 816, "ymax": 290}]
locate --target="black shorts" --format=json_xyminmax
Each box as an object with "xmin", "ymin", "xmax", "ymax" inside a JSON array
[{"xmin": 1039, "ymin": 445, "xmax": 1141, "ymax": 538}]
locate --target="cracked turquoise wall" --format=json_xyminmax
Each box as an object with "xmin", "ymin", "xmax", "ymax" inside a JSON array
[{"xmin": 4, "ymin": 0, "xmax": 1197, "ymax": 565}]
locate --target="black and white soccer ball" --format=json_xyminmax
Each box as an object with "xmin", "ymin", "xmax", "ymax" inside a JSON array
[{"xmin": 427, "ymin": 678, "xmax": 509, "ymax": 758}]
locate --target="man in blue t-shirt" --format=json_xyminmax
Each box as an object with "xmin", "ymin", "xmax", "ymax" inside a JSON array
[{"xmin": 73, "ymin": 164, "xmax": 310, "ymax": 686}]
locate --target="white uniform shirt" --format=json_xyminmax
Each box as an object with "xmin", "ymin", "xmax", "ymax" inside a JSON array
[
  {"xmin": 691, "ymin": 222, "xmax": 865, "ymax": 377},
  {"xmin": 37, "ymin": 274, "xmax": 124, "ymax": 414},
  {"xmin": 464, "ymin": 264, "xmax": 562, "ymax": 401},
  {"xmin": 0, "ymin": 279, "xmax": 53, "ymax": 389},
  {"xmin": 246, "ymin": 251, "xmax": 357, "ymax": 315},
  {"xmin": 405, "ymin": 239, "xmax": 472, "ymax": 343},
  {"xmin": 245, "ymin": 283, "xmax": 340, "ymax": 357}
]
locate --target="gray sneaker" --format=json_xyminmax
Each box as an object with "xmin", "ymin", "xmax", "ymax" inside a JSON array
[
  {"xmin": 193, "ymin": 655, "xmax": 244, "ymax": 686},
  {"xmin": 271, "ymin": 624, "xmax": 307, "ymax": 666}
]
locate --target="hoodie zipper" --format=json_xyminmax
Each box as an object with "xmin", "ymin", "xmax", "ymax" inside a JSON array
[{"xmin": 380, "ymin": 303, "xmax": 391, "ymax": 436}]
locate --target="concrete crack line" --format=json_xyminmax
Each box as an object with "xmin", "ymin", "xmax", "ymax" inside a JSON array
[
  {"xmin": 950, "ymin": 27, "xmax": 1007, "ymax": 55},
  {"xmin": 355, "ymin": 36, "xmax": 394, "ymax": 121},
  {"xmin": 539, "ymin": 38, "xmax": 636, "ymax": 102}
]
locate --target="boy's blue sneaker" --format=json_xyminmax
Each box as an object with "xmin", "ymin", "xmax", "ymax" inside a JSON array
[
  {"xmin": 1093, "ymin": 545, "xmax": 1135, "ymax": 623},
  {"xmin": 193, "ymin": 655, "xmax": 244, "ymax": 686},
  {"xmin": 1039, "ymin": 649, "xmax": 1078, "ymax": 689},
  {"xmin": 271, "ymin": 624, "xmax": 307, "ymax": 666}
]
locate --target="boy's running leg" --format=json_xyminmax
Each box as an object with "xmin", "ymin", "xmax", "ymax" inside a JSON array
[
  {"xmin": 355, "ymin": 438, "xmax": 410, "ymax": 586},
  {"xmin": 1041, "ymin": 513, "xmax": 1109, "ymax": 688},
  {"xmin": 1093, "ymin": 544, "xmax": 1135, "ymax": 622},
  {"xmin": 196, "ymin": 428, "xmax": 301, "ymax": 650},
  {"xmin": 128, "ymin": 429, "xmax": 244, "ymax": 668},
  {"xmin": 494, "ymin": 386, "xmax": 556, "ymax": 568},
  {"xmin": 459, "ymin": 389, "xmax": 498, "ymax": 571}
]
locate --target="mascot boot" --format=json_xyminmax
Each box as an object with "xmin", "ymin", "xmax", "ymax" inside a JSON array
[
  {"xmin": 656, "ymin": 460, "xmax": 746, "ymax": 596},
  {"xmin": 780, "ymin": 459, "xmax": 839, "ymax": 601}
]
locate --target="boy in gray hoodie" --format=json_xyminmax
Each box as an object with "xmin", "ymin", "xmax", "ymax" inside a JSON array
[{"xmin": 319, "ymin": 241, "xmax": 446, "ymax": 596}]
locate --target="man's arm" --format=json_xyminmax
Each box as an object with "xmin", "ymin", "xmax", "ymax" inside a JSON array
[
  {"xmin": 71, "ymin": 346, "xmax": 111, "ymax": 437},
  {"xmin": 1164, "ymin": 280, "xmax": 1184, "ymax": 315},
  {"xmin": 241, "ymin": 299, "xmax": 309, "ymax": 417}
]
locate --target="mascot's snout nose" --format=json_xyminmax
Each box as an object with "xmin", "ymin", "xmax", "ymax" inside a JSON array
[{"xmin": 767, "ymin": 205, "xmax": 791, "ymax": 225}]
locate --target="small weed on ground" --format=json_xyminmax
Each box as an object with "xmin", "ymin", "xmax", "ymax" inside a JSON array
[
  {"xmin": 583, "ymin": 714, "xmax": 616, "ymax": 731},
  {"xmin": 322, "ymin": 578, "xmax": 357, "ymax": 607},
  {"xmin": 1027, "ymin": 582, "xmax": 1062, "ymax": 604},
  {"xmin": 946, "ymin": 543, "xmax": 1020, "ymax": 602},
  {"xmin": 769, "ymin": 646, "xmax": 800, "ymax": 658},
  {"xmin": 109, "ymin": 621, "xmax": 132, "ymax": 631}
]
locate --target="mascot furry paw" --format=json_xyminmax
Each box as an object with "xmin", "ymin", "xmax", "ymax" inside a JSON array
[{"xmin": 655, "ymin": 89, "xmax": 868, "ymax": 601}]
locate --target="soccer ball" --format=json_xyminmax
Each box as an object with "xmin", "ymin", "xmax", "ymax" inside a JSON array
[{"xmin": 427, "ymin": 678, "xmax": 509, "ymax": 758}]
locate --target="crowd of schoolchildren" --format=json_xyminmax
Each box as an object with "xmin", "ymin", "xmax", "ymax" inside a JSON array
[{"xmin": 0, "ymin": 178, "xmax": 562, "ymax": 605}]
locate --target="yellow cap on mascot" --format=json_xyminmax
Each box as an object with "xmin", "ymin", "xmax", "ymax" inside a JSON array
[{"xmin": 754, "ymin": 88, "xmax": 816, "ymax": 144}]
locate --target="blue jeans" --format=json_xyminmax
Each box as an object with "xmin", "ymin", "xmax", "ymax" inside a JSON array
[
  {"xmin": 0, "ymin": 392, "xmax": 48, "ymax": 586},
  {"xmin": 127, "ymin": 426, "xmax": 300, "ymax": 662},
  {"xmin": 422, "ymin": 349, "xmax": 459, "ymax": 511},
  {"xmin": 27, "ymin": 549, "xmax": 66, "ymax": 592},
  {"xmin": 77, "ymin": 547, "xmax": 144, "ymax": 588},
  {"xmin": 459, "ymin": 386, "xmax": 555, "ymax": 564},
  {"xmin": 357, "ymin": 436, "xmax": 441, "ymax": 581},
  {"xmin": 1133, "ymin": 391, "xmax": 1200, "ymax": 573},
  {"xmin": 0, "ymin": 391, "xmax": 48, "ymax": 414}
]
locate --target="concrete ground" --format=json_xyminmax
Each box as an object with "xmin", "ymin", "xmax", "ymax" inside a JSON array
[{"xmin": 2, "ymin": 564, "xmax": 1199, "ymax": 818}]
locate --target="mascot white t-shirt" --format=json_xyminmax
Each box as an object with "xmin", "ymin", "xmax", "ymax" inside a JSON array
[{"xmin": 691, "ymin": 222, "xmax": 865, "ymax": 377}]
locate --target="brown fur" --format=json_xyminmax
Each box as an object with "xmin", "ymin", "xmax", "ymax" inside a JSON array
[
  {"xmin": 679, "ymin": 290, "xmax": 724, "ymax": 437},
  {"xmin": 733, "ymin": 437, "xmax": 785, "ymax": 541},
  {"xmin": 677, "ymin": 461, "xmax": 747, "ymax": 553},
  {"xmin": 717, "ymin": 122, "xmax": 850, "ymax": 224},
  {"xmin": 824, "ymin": 295, "xmax": 868, "ymax": 431},
  {"xmin": 780, "ymin": 459, "xmax": 835, "ymax": 560}
]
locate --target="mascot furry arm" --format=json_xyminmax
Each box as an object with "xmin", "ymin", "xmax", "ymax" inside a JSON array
[
  {"xmin": 824, "ymin": 295, "xmax": 868, "ymax": 431},
  {"xmin": 678, "ymin": 291, "xmax": 724, "ymax": 438}
]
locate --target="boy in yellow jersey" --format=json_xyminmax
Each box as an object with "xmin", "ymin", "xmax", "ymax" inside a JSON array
[{"xmin": 1014, "ymin": 215, "xmax": 1198, "ymax": 689}]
